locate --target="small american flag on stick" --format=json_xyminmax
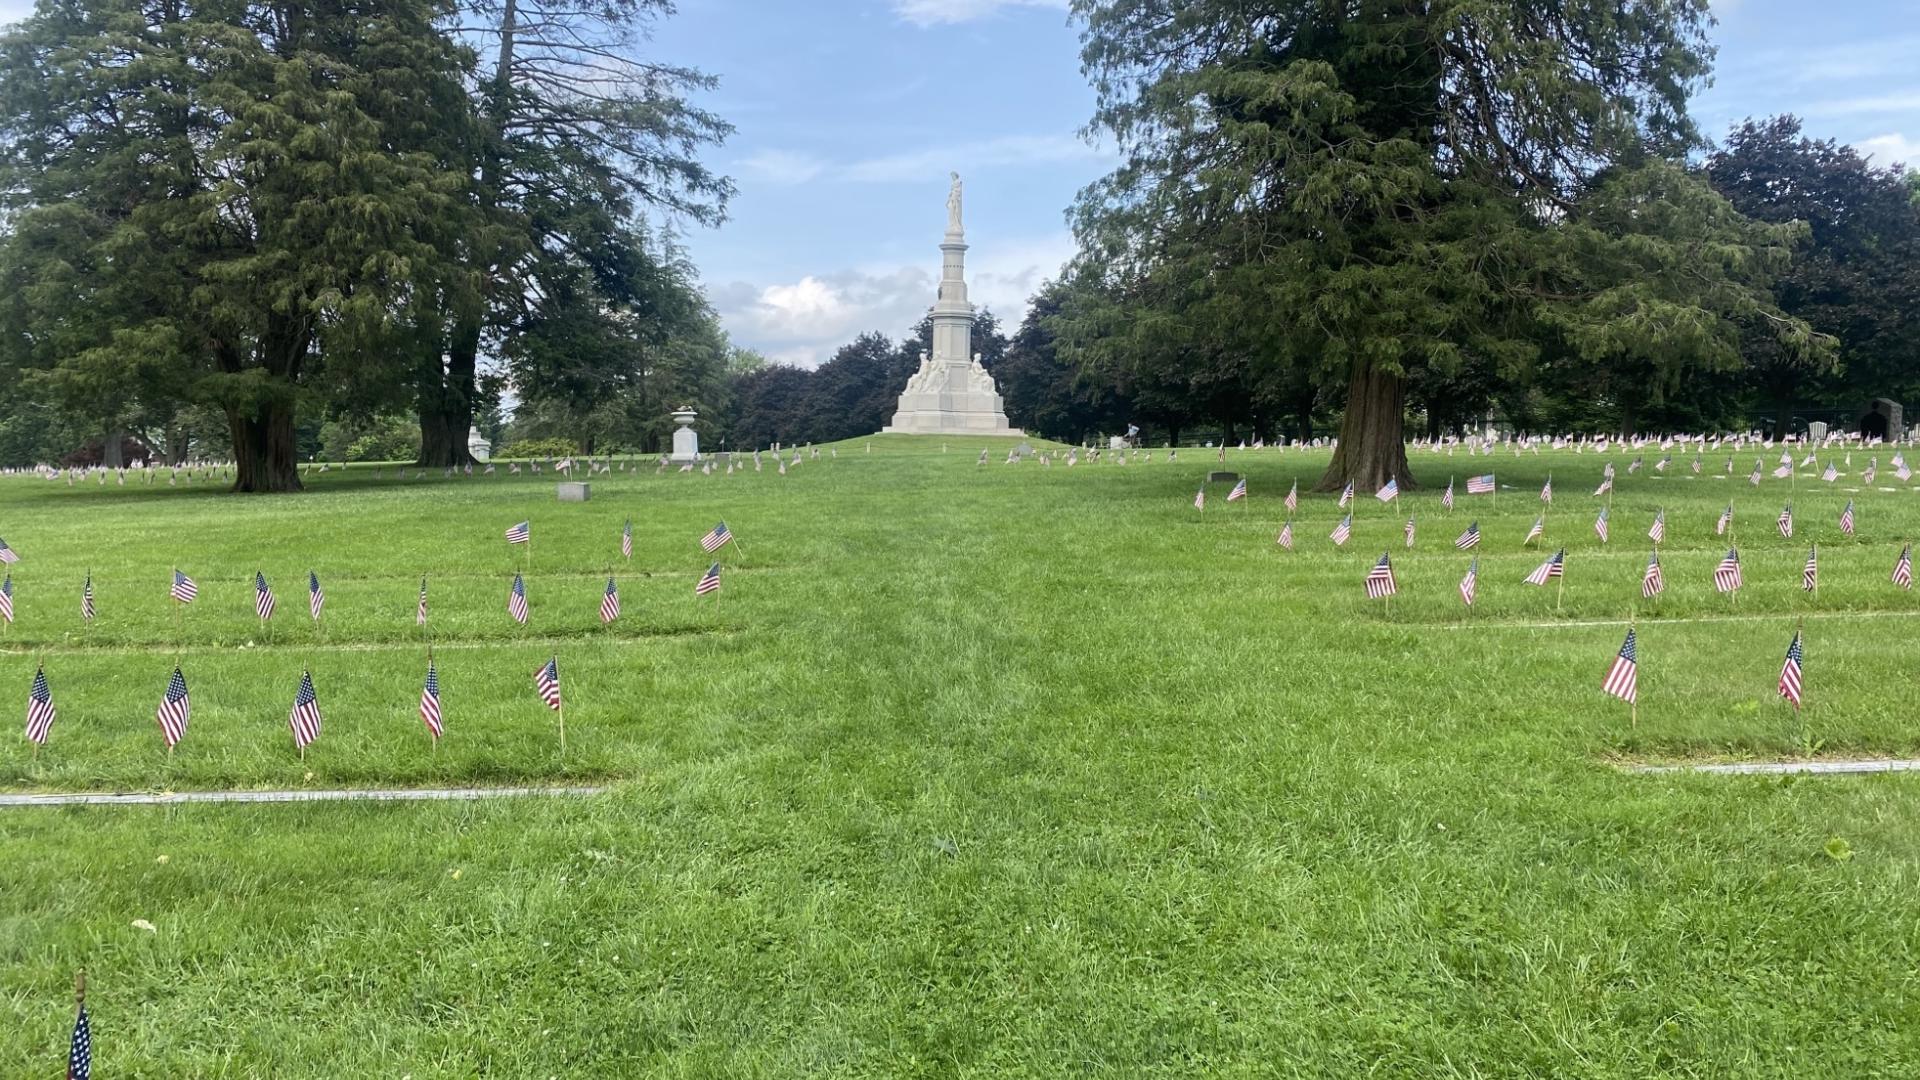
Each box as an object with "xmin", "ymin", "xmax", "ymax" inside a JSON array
[
  {"xmin": 170, "ymin": 570, "xmax": 197, "ymax": 604},
  {"xmin": 697, "ymin": 563, "xmax": 722, "ymax": 595},
  {"xmin": 1441, "ymin": 479, "xmax": 1454, "ymax": 510},
  {"xmin": 505, "ymin": 520, "xmax": 530, "ymax": 545},
  {"xmin": 1523, "ymin": 549, "xmax": 1564, "ymax": 586},
  {"xmin": 701, "ymin": 521, "xmax": 733, "ymax": 552},
  {"xmin": 1374, "ymin": 478, "xmax": 1397, "ymax": 503},
  {"xmin": 1329, "ymin": 514, "xmax": 1352, "ymax": 546},
  {"xmin": 255, "ymin": 572, "xmax": 276, "ymax": 620},
  {"xmin": 81, "ymin": 574, "xmax": 95, "ymax": 622},
  {"xmin": 508, "ymin": 573, "xmax": 529, "ymax": 624},
  {"xmin": 1840, "ymin": 501, "xmax": 1855, "ymax": 536},
  {"xmin": 1802, "ymin": 546, "xmax": 1819, "ymax": 592},
  {"xmin": 1337, "ymin": 481, "xmax": 1354, "ymax": 508},
  {"xmin": 1364, "ymin": 553, "xmax": 1397, "ymax": 599},
  {"xmin": 1778, "ymin": 632, "xmax": 1804, "ymax": 709},
  {"xmin": 1466, "ymin": 473, "xmax": 1495, "ymax": 494},
  {"xmin": 1893, "ymin": 544, "xmax": 1913, "ymax": 590},
  {"xmin": 1777, "ymin": 505, "xmax": 1793, "ymax": 538},
  {"xmin": 1458, "ymin": 558, "xmax": 1478, "ymax": 606},
  {"xmin": 288, "ymin": 670, "xmax": 321, "ymax": 750},
  {"xmin": 0, "ymin": 575, "xmax": 11, "ymax": 624},
  {"xmin": 1713, "ymin": 548, "xmax": 1743, "ymax": 593},
  {"xmin": 25, "ymin": 665, "xmax": 56, "ymax": 745},
  {"xmin": 1593, "ymin": 507, "xmax": 1609, "ymax": 543},
  {"xmin": 1601, "ymin": 627, "xmax": 1638, "ymax": 705},
  {"xmin": 416, "ymin": 576, "xmax": 429, "ymax": 626},
  {"xmin": 1453, "ymin": 522, "xmax": 1480, "ymax": 550},
  {"xmin": 420, "ymin": 660, "xmax": 443, "ymax": 739},
  {"xmin": 156, "ymin": 666, "xmax": 190, "ymax": 748},
  {"xmin": 1648, "ymin": 510, "xmax": 1665, "ymax": 544},
  {"xmin": 307, "ymin": 571, "xmax": 324, "ymax": 622},
  {"xmin": 600, "ymin": 578, "xmax": 620, "ymax": 623},
  {"xmin": 1275, "ymin": 521, "xmax": 1293, "ymax": 550},
  {"xmin": 1283, "ymin": 481, "xmax": 1298, "ymax": 513},
  {"xmin": 534, "ymin": 657, "xmax": 562, "ymax": 710},
  {"xmin": 621, "ymin": 520, "xmax": 633, "ymax": 560},
  {"xmin": 1641, "ymin": 550, "xmax": 1664, "ymax": 599},
  {"xmin": 1523, "ymin": 516, "xmax": 1544, "ymax": 546},
  {"xmin": 0, "ymin": 537, "xmax": 16, "ymax": 564}
]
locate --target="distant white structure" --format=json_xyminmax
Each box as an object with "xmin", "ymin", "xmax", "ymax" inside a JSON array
[
  {"xmin": 882, "ymin": 173, "xmax": 1023, "ymax": 437},
  {"xmin": 670, "ymin": 405, "xmax": 701, "ymax": 462},
  {"xmin": 467, "ymin": 427, "xmax": 491, "ymax": 462}
]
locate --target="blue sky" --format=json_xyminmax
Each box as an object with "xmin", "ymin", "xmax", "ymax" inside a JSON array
[
  {"xmin": 0, "ymin": 0, "xmax": 1911, "ymax": 367},
  {"xmin": 653, "ymin": 0, "xmax": 1920, "ymax": 367}
]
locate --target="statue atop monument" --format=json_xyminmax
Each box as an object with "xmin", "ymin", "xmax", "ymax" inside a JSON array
[{"xmin": 882, "ymin": 176, "xmax": 1022, "ymax": 437}]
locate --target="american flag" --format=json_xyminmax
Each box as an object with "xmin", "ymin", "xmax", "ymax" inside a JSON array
[
  {"xmin": 508, "ymin": 573, "xmax": 529, "ymax": 624},
  {"xmin": 1603, "ymin": 461, "xmax": 1616, "ymax": 480},
  {"xmin": 255, "ymin": 572, "xmax": 276, "ymax": 620},
  {"xmin": 1467, "ymin": 473, "xmax": 1495, "ymax": 494},
  {"xmin": 420, "ymin": 660, "xmax": 443, "ymax": 738},
  {"xmin": 68, "ymin": 1002, "xmax": 91, "ymax": 1080},
  {"xmin": 1778, "ymin": 632, "xmax": 1804, "ymax": 709},
  {"xmin": 1749, "ymin": 461, "xmax": 1763, "ymax": 486},
  {"xmin": 170, "ymin": 569, "xmax": 197, "ymax": 604},
  {"xmin": 1329, "ymin": 514, "xmax": 1352, "ymax": 546},
  {"xmin": 701, "ymin": 521, "xmax": 733, "ymax": 552},
  {"xmin": 307, "ymin": 571, "xmax": 324, "ymax": 621},
  {"xmin": 1641, "ymin": 550, "xmax": 1664, "ymax": 598},
  {"xmin": 1594, "ymin": 507, "xmax": 1609, "ymax": 543},
  {"xmin": 1777, "ymin": 505, "xmax": 1794, "ymax": 538},
  {"xmin": 621, "ymin": 520, "xmax": 633, "ymax": 560},
  {"xmin": 0, "ymin": 575, "xmax": 11, "ymax": 623},
  {"xmin": 1692, "ymin": 456, "xmax": 1703, "ymax": 474},
  {"xmin": 1227, "ymin": 477, "xmax": 1248, "ymax": 502},
  {"xmin": 1772, "ymin": 463, "xmax": 1792, "ymax": 479},
  {"xmin": 1337, "ymin": 480, "xmax": 1354, "ymax": 508},
  {"xmin": 1655, "ymin": 454, "xmax": 1671, "ymax": 472},
  {"xmin": 505, "ymin": 520, "xmax": 530, "ymax": 545},
  {"xmin": 1840, "ymin": 501, "xmax": 1855, "ymax": 536},
  {"xmin": 1821, "ymin": 462, "xmax": 1838, "ymax": 482},
  {"xmin": 1523, "ymin": 549, "xmax": 1565, "ymax": 585},
  {"xmin": 1441, "ymin": 479, "xmax": 1454, "ymax": 510},
  {"xmin": 1648, "ymin": 511, "xmax": 1665, "ymax": 544},
  {"xmin": 1454, "ymin": 522, "xmax": 1480, "ymax": 550},
  {"xmin": 1713, "ymin": 548, "xmax": 1743, "ymax": 593},
  {"xmin": 1374, "ymin": 478, "xmax": 1398, "ymax": 502},
  {"xmin": 534, "ymin": 657, "xmax": 562, "ymax": 709},
  {"xmin": 1459, "ymin": 557, "xmax": 1478, "ymax": 606},
  {"xmin": 1364, "ymin": 553, "xmax": 1397, "ymax": 599},
  {"xmin": 81, "ymin": 574, "xmax": 95, "ymax": 622},
  {"xmin": 1802, "ymin": 545, "xmax": 1819, "ymax": 591},
  {"xmin": 1540, "ymin": 475, "xmax": 1553, "ymax": 503},
  {"xmin": 1403, "ymin": 517, "xmax": 1416, "ymax": 548},
  {"xmin": 1276, "ymin": 521, "xmax": 1293, "ymax": 550},
  {"xmin": 600, "ymin": 577, "xmax": 620, "ymax": 623},
  {"xmin": 1894, "ymin": 544, "xmax": 1913, "ymax": 589},
  {"xmin": 0, "ymin": 537, "xmax": 16, "ymax": 563},
  {"xmin": 697, "ymin": 562, "xmax": 722, "ymax": 595},
  {"xmin": 288, "ymin": 670, "xmax": 321, "ymax": 750},
  {"xmin": 416, "ymin": 576, "xmax": 429, "ymax": 626},
  {"xmin": 1192, "ymin": 487, "xmax": 1205, "ymax": 511},
  {"xmin": 156, "ymin": 666, "xmax": 190, "ymax": 747},
  {"xmin": 1284, "ymin": 481, "xmax": 1298, "ymax": 513},
  {"xmin": 1523, "ymin": 516, "xmax": 1544, "ymax": 545},
  {"xmin": 1601, "ymin": 627, "xmax": 1638, "ymax": 704},
  {"xmin": 1716, "ymin": 504, "xmax": 1733, "ymax": 536},
  {"xmin": 778, "ymin": 459, "xmax": 787, "ymax": 476},
  {"xmin": 25, "ymin": 665, "xmax": 56, "ymax": 744},
  {"xmin": 1629, "ymin": 457, "xmax": 1643, "ymax": 474},
  {"xmin": 1863, "ymin": 461, "xmax": 1877, "ymax": 485},
  {"xmin": 1593, "ymin": 478, "xmax": 1612, "ymax": 496}
]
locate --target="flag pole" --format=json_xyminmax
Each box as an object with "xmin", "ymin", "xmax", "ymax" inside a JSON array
[{"xmin": 557, "ymin": 693, "xmax": 567, "ymax": 755}]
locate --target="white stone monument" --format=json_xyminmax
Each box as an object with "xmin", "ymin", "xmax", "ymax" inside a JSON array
[
  {"xmin": 882, "ymin": 173, "xmax": 1023, "ymax": 437},
  {"xmin": 467, "ymin": 427, "xmax": 491, "ymax": 462},
  {"xmin": 669, "ymin": 405, "xmax": 701, "ymax": 462}
]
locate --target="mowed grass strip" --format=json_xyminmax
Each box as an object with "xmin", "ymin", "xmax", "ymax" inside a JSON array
[{"xmin": 4, "ymin": 439, "xmax": 1920, "ymax": 1073}]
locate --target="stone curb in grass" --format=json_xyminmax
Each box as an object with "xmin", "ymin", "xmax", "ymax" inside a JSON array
[
  {"xmin": 1621, "ymin": 760, "xmax": 1920, "ymax": 776},
  {"xmin": 0, "ymin": 785, "xmax": 608, "ymax": 808}
]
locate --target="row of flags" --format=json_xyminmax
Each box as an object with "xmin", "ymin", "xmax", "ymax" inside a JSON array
[
  {"xmin": 1599, "ymin": 626, "xmax": 1807, "ymax": 712},
  {"xmin": 1347, "ymin": 544, "xmax": 1914, "ymax": 605},
  {"xmin": 24, "ymin": 653, "xmax": 558, "ymax": 751}
]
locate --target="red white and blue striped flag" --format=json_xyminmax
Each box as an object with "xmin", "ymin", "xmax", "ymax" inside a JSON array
[
  {"xmin": 1441, "ymin": 479, "xmax": 1454, "ymax": 510},
  {"xmin": 697, "ymin": 563, "xmax": 722, "ymax": 595},
  {"xmin": 420, "ymin": 660, "xmax": 443, "ymax": 739},
  {"xmin": 701, "ymin": 521, "xmax": 733, "ymax": 552},
  {"xmin": 508, "ymin": 573, "xmax": 529, "ymax": 624},
  {"xmin": 1403, "ymin": 517, "xmax": 1416, "ymax": 548},
  {"xmin": 1523, "ymin": 516, "xmax": 1544, "ymax": 545},
  {"xmin": 600, "ymin": 578, "xmax": 620, "ymax": 623},
  {"xmin": 25, "ymin": 665, "xmax": 56, "ymax": 744},
  {"xmin": 81, "ymin": 574, "xmax": 95, "ymax": 622},
  {"xmin": 1364, "ymin": 553, "xmax": 1397, "ymax": 599},
  {"xmin": 1777, "ymin": 505, "xmax": 1793, "ymax": 538},
  {"xmin": 416, "ymin": 576, "xmax": 429, "ymax": 626},
  {"xmin": 1716, "ymin": 504, "xmax": 1733, "ymax": 536},
  {"xmin": 1284, "ymin": 481, "xmax": 1298, "ymax": 512},
  {"xmin": 1374, "ymin": 478, "xmax": 1398, "ymax": 503},
  {"xmin": 1329, "ymin": 514, "xmax": 1352, "ymax": 546},
  {"xmin": 1337, "ymin": 480, "xmax": 1355, "ymax": 508},
  {"xmin": 1840, "ymin": 500, "xmax": 1855, "ymax": 536},
  {"xmin": 67, "ymin": 1001, "xmax": 91, "ymax": 1080},
  {"xmin": 1466, "ymin": 473, "xmax": 1495, "ymax": 494},
  {"xmin": 1193, "ymin": 487, "xmax": 1205, "ymax": 512},
  {"xmin": 307, "ymin": 571, "xmax": 324, "ymax": 622},
  {"xmin": 0, "ymin": 537, "xmax": 16, "ymax": 564},
  {"xmin": 1602, "ymin": 628, "xmax": 1638, "ymax": 704},
  {"xmin": 170, "ymin": 569, "xmax": 197, "ymax": 604},
  {"xmin": 255, "ymin": 572, "xmax": 276, "ymax": 620},
  {"xmin": 1594, "ymin": 507, "xmax": 1609, "ymax": 543},
  {"xmin": 1802, "ymin": 545, "xmax": 1819, "ymax": 591},
  {"xmin": 288, "ymin": 670, "xmax": 321, "ymax": 750},
  {"xmin": 1227, "ymin": 478, "xmax": 1248, "ymax": 502},
  {"xmin": 1459, "ymin": 557, "xmax": 1478, "ymax": 606},
  {"xmin": 534, "ymin": 657, "xmax": 562, "ymax": 710},
  {"xmin": 1894, "ymin": 544, "xmax": 1913, "ymax": 590},
  {"xmin": 1648, "ymin": 510, "xmax": 1665, "ymax": 544},
  {"xmin": 1641, "ymin": 550, "xmax": 1664, "ymax": 599},
  {"xmin": 621, "ymin": 520, "xmax": 633, "ymax": 560},
  {"xmin": 1276, "ymin": 521, "xmax": 1293, "ymax": 550},
  {"xmin": 155, "ymin": 666, "xmax": 190, "ymax": 747},
  {"xmin": 505, "ymin": 520, "xmax": 530, "ymax": 545},
  {"xmin": 1523, "ymin": 549, "xmax": 1565, "ymax": 586},
  {"xmin": 0, "ymin": 575, "xmax": 11, "ymax": 624},
  {"xmin": 1713, "ymin": 548, "xmax": 1743, "ymax": 593},
  {"xmin": 1454, "ymin": 522, "xmax": 1480, "ymax": 550},
  {"xmin": 1778, "ymin": 632, "xmax": 1804, "ymax": 708},
  {"xmin": 1540, "ymin": 475, "xmax": 1553, "ymax": 503}
]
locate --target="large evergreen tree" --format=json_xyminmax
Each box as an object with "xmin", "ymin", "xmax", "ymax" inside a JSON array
[{"xmin": 1068, "ymin": 0, "xmax": 1820, "ymax": 489}]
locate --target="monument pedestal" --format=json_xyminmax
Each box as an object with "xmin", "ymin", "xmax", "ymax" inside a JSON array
[{"xmin": 669, "ymin": 406, "xmax": 701, "ymax": 463}]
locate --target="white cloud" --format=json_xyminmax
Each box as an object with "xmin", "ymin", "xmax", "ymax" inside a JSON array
[
  {"xmin": 892, "ymin": 0, "xmax": 1067, "ymax": 27},
  {"xmin": 1856, "ymin": 132, "xmax": 1920, "ymax": 169},
  {"xmin": 710, "ymin": 232, "xmax": 1075, "ymax": 367},
  {"xmin": 738, "ymin": 149, "xmax": 829, "ymax": 186}
]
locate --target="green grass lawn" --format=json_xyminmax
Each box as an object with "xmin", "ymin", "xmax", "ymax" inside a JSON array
[{"xmin": 5, "ymin": 437, "xmax": 1920, "ymax": 1075}]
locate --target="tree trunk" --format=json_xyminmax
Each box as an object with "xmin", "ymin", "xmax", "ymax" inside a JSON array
[
  {"xmin": 228, "ymin": 400, "xmax": 302, "ymax": 492},
  {"xmin": 1774, "ymin": 398, "xmax": 1794, "ymax": 439},
  {"xmin": 1317, "ymin": 362, "xmax": 1414, "ymax": 492},
  {"xmin": 103, "ymin": 426, "xmax": 125, "ymax": 469},
  {"xmin": 1618, "ymin": 396, "xmax": 1638, "ymax": 439},
  {"xmin": 417, "ymin": 318, "xmax": 479, "ymax": 467}
]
